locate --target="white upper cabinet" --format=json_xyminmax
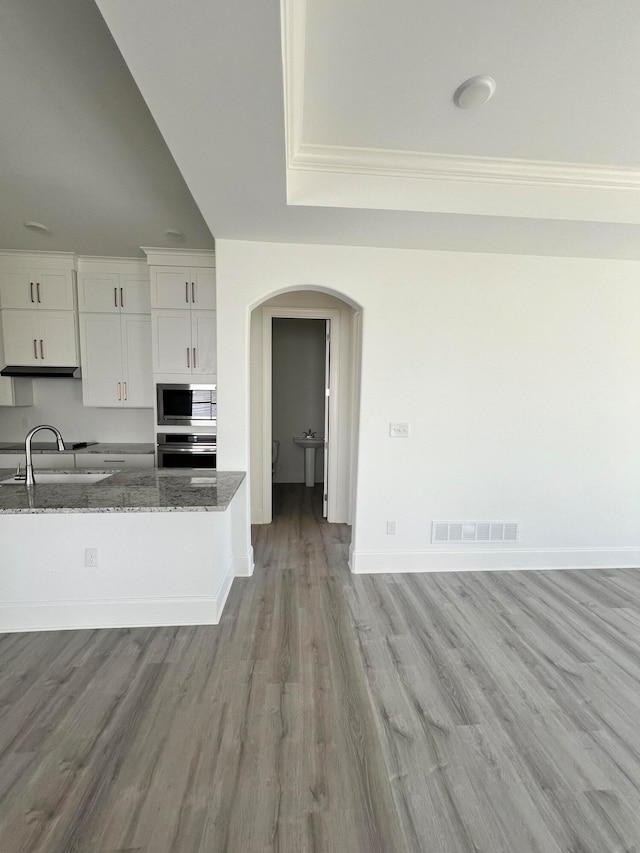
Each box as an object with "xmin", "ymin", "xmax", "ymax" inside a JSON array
[
  {"xmin": 150, "ymin": 266, "xmax": 216, "ymax": 310},
  {"xmin": 0, "ymin": 253, "xmax": 78, "ymax": 367},
  {"xmin": 151, "ymin": 309, "xmax": 216, "ymax": 376},
  {"xmin": 121, "ymin": 314, "xmax": 154, "ymax": 406},
  {"xmin": 2, "ymin": 309, "xmax": 78, "ymax": 366},
  {"xmin": 192, "ymin": 310, "xmax": 217, "ymax": 374},
  {"xmin": 79, "ymin": 312, "xmax": 153, "ymax": 408},
  {"xmin": 77, "ymin": 259, "xmax": 150, "ymax": 314},
  {"xmin": 0, "ymin": 270, "xmax": 75, "ymax": 311}
]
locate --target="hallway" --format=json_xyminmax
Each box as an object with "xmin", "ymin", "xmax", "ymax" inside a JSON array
[{"xmin": 1, "ymin": 485, "xmax": 640, "ymax": 850}]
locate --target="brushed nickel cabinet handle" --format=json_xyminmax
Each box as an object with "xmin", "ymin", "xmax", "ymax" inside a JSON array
[
  {"xmin": 191, "ymin": 281, "xmax": 195, "ymax": 303},
  {"xmin": 33, "ymin": 339, "xmax": 38, "ymax": 359},
  {"xmin": 186, "ymin": 347, "xmax": 190, "ymax": 368},
  {"xmin": 123, "ymin": 381, "xmax": 127, "ymax": 401},
  {"xmin": 114, "ymin": 287, "xmax": 118, "ymax": 308},
  {"xmin": 193, "ymin": 347, "xmax": 196, "ymax": 368},
  {"xmin": 120, "ymin": 287, "xmax": 124, "ymax": 308},
  {"xmin": 186, "ymin": 282, "xmax": 189, "ymax": 303},
  {"xmin": 36, "ymin": 282, "xmax": 41, "ymax": 303},
  {"xmin": 30, "ymin": 282, "xmax": 35, "ymax": 303},
  {"xmin": 39, "ymin": 339, "xmax": 44, "ymax": 359},
  {"xmin": 117, "ymin": 382, "xmax": 121, "ymax": 401}
]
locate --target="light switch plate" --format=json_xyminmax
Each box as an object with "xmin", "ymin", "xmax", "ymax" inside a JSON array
[{"xmin": 389, "ymin": 422, "xmax": 410, "ymax": 437}]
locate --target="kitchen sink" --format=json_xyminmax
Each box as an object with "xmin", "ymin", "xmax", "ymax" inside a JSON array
[{"xmin": 0, "ymin": 470, "xmax": 117, "ymax": 486}]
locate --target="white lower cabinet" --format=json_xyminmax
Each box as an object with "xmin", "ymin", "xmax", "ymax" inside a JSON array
[
  {"xmin": 79, "ymin": 313, "xmax": 153, "ymax": 408},
  {"xmin": 152, "ymin": 309, "xmax": 216, "ymax": 376},
  {"xmin": 2, "ymin": 310, "xmax": 78, "ymax": 366}
]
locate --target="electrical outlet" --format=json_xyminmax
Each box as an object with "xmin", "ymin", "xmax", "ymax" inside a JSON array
[
  {"xmin": 386, "ymin": 520, "xmax": 396, "ymax": 535},
  {"xmin": 84, "ymin": 547, "xmax": 98, "ymax": 568},
  {"xmin": 389, "ymin": 422, "xmax": 410, "ymax": 438}
]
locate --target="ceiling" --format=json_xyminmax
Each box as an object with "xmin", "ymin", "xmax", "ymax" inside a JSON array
[
  {"xmin": 8, "ymin": 0, "xmax": 640, "ymax": 260},
  {"xmin": 302, "ymin": 1, "xmax": 640, "ymax": 166},
  {"xmin": 0, "ymin": 0, "xmax": 214, "ymax": 257}
]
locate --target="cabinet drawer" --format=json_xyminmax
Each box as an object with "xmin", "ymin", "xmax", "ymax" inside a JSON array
[{"xmin": 74, "ymin": 453, "xmax": 154, "ymax": 469}]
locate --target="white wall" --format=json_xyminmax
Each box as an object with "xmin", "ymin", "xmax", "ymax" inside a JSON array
[
  {"xmin": 249, "ymin": 290, "xmax": 356, "ymax": 524},
  {"xmin": 0, "ymin": 377, "xmax": 154, "ymax": 443},
  {"xmin": 217, "ymin": 239, "xmax": 640, "ymax": 574}
]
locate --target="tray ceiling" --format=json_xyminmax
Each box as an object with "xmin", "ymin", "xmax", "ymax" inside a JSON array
[{"xmin": 96, "ymin": 0, "xmax": 640, "ymax": 257}]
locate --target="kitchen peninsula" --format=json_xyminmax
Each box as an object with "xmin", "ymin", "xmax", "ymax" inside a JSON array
[{"xmin": 0, "ymin": 468, "xmax": 251, "ymax": 633}]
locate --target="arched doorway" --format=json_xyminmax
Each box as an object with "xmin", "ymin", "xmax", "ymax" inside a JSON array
[{"xmin": 249, "ymin": 288, "xmax": 362, "ymax": 526}]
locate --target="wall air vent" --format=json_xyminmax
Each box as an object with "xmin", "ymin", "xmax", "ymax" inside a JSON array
[{"xmin": 432, "ymin": 521, "xmax": 519, "ymax": 544}]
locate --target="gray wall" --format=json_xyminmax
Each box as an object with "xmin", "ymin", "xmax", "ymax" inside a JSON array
[{"xmin": 272, "ymin": 318, "xmax": 325, "ymax": 483}]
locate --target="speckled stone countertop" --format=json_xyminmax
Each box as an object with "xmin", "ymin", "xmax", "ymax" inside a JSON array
[
  {"xmin": 0, "ymin": 468, "xmax": 244, "ymax": 514},
  {"xmin": 0, "ymin": 442, "xmax": 154, "ymax": 455}
]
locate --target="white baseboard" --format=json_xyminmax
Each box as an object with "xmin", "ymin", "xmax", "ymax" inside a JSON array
[
  {"xmin": 213, "ymin": 555, "xmax": 235, "ymax": 618},
  {"xmin": 349, "ymin": 546, "xmax": 640, "ymax": 574},
  {"xmin": 0, "ymin": 595, "xmax": 222, "ymax": 634},
  {"xmin": 234, "ymin": 546, "xmax": 255, "ymax": 576}
]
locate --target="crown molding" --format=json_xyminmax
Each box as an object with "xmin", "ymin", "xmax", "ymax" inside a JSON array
[
  {"xmin": 291, "ymin": 142, "xmax": 640, "ymax": 191},
  {"xmin": 141, "ymin": 247, "xmax": 216, "ymax": 268},
  {"xmin": 281, "ymin": 0, "xmax": 640, "ymax": 222}
]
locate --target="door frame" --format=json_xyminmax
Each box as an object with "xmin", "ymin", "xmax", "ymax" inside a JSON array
[{"xmin": 261, "ymin": 306, "xmax": 342, "ymax": 523}]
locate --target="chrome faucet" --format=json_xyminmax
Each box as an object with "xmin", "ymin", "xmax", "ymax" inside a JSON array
[
  {"xmin": 24, "ymin": 424, "xmax": 65, "ymax": 486},
  {"xmin": 303, "ymin": 428, "xmax": 317, "ymax": 439}
]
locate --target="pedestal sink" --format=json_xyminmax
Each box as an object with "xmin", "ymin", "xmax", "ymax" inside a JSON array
[{"xmin": 293, "ymin": 437, "xmax": 324, "ymax": 487}]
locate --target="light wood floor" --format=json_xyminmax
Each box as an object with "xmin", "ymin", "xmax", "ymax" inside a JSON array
[{"xmin": 2, "ymin": 485, "xmax": 640, "ymax": 851}]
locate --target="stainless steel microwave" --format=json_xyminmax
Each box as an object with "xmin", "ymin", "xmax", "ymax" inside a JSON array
[{"xmin": 156, "ymin": 383, "xmax": 217, "ymax": 426}]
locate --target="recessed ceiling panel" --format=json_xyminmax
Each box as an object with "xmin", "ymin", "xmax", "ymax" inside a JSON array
[{"xmin": 303, "ymin": 0, "xmax": 640, "ymax": 167}]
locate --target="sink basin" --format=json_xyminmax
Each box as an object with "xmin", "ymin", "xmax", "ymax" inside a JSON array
[
  {"xmin": 293, "ymin": 437, "xmax": 324, "ymax": 449},
  {"xmin": 0, "ymin": 470, "xmax": 116, "ymax": 486}
]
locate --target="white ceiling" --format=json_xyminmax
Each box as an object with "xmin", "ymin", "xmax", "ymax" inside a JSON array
[
  {"xmin": 303, "ymin": 0, "xmax": 640, "ymax": 166},
  {"xmin": 0, "ymin": 0, "xmax": 213, "ymax": 257},
  {"xmin": 10, "ymin": 0, "xmax": 640, "ymax": 260}
]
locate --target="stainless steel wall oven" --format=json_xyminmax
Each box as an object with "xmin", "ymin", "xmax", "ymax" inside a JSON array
[{"xmin": 156, "ymin": 433, "xmax": 217, "ymax": 469}]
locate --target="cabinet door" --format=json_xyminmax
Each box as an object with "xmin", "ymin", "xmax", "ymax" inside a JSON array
[
  {"xmin": 0, "ymin": 273, "xmax": 37, "ymax": 309},
  {"xmin": 38, "ymin": 311, "xmax": 78, "ymax": 366},
  {"xmin": 120, "ymin": 275, "xmax": 150, "ymax": 314},
  {"xmin": 2, "ymin": 310, "xmax": 40, "ymax": 364},
  {"xmin": 190, "ymin": 268, "xmax": 216, "ymax": 309},
  {"xmin": 121, "ymin": 314, "xmax": 153, "ymax": 407},
  {"xmin": 78, "ymin": 273, "xmax": 120, "ymax": 313},
  {"xmin": 37, "ymin": 271, "xmax": 75, "ymax": 310},
  {"xmin": 152, "ymin": 310, "xmax": 192, "ymax": 374},
  {"xmin": 79, "ymin": 314, "xmax": 123, "ymax": 407},
  {"xmin": 150, "ymin": 266, "xmax": 191, "ymax": 310},
  {"xmin": 192, "ymin": 310, "xmax": 217, "ymax": 375},
  {"xmin": 0, "ymin": 270, "xmax": 74, "ymax": 310}
]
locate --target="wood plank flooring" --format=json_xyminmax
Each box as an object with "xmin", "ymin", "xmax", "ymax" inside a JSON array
[{"xmin": 2, "ymin": 483, "xmax": 640, "ymax": 851}]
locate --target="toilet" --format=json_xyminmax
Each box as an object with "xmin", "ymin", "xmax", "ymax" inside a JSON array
[{"xmin": 272, "ymin": 439, "xmax": 280, "ymax": 478}]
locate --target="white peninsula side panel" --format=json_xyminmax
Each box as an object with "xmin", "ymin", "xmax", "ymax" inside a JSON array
[{"xmin": 0, "ymin": 479, "xmax": 252, "ymax": 633}]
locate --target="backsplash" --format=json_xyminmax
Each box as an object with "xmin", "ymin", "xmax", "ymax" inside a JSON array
[{"xmin": 0, "ymin": 378, "xmax": 154, "ymax": 443}]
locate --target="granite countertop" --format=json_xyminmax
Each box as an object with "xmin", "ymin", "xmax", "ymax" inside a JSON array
[
  {"xmin": 0, "ymin": 442, "xmax": 155, "ymax": 455},
  {"xmin": 0, "ymin": 468, "xmax": 245, "ymax": 514}
]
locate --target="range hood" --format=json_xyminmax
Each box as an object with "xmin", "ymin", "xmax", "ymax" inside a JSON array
[{"xmin": 1, "ymin": 365, "xmax": 82, "ymax": 379}]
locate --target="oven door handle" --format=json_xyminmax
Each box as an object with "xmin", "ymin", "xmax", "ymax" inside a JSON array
[{"xmin": 157, "ymin": 446, "xmax": 217, "ymax": 452}]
